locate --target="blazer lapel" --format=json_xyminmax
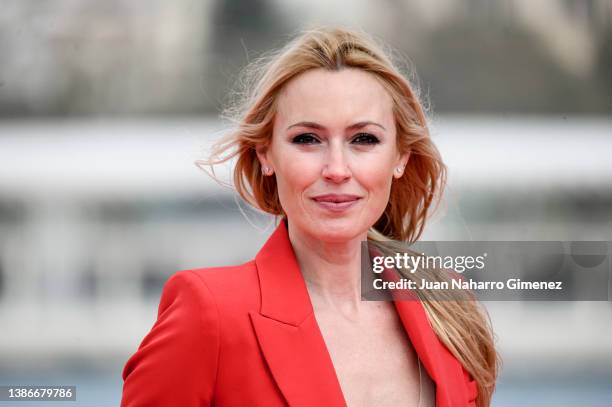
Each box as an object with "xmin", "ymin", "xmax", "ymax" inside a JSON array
[
  {"xmin": 250, "ymin": 217, "xmax": 347, "ymax": 406},
  {"xmin": 250, "ymin": 218, "xmax": 470, "ymax": 407},
  {"xmin": 380, "ymin": 259, "xmax": 471, "ymax": 407}
]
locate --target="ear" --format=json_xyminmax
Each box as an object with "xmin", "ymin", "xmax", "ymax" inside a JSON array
[
  {"xmin": 393, "ymin": 150, "xmax": 411, "ymax": 178},
  {"xmin": 255, "ymin": 144, "xmax": 273, "ymax": 173}
]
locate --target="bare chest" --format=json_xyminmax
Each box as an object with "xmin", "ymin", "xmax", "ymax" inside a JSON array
[{"xmin": 313, "ymin": 302, "xmax": 422, "ymax": 407}]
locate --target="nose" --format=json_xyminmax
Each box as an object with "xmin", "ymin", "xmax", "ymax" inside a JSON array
[{"xmin": 322, "ymin": 140, "xmax": 351, "ymax": 183}]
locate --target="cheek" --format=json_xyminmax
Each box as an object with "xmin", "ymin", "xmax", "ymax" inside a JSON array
[
  {"xmin": 274, "ymin": 154, "xmax": 320, "ymax": 204},
  {"xmin": 354, "ymin": 152, "xmax": 394, "ymax": 183},
  {"xmin": 354, "ymin": 157, "xmax": 394, "ymax": 205}
]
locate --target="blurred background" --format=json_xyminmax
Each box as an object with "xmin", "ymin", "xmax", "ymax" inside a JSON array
[{"xmin": 1, "ymin": 0, "xmax": 611, "ymax": 405}]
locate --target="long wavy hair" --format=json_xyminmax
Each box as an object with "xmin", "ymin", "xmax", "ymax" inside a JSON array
[{"xmin": 196, "ymin": 26, "xmax": 499, "ymax": 406}]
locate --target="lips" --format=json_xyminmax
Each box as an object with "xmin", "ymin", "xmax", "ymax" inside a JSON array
[{"xmin": 311, "ymin": 194, "xmax": 361, "ymax": 203}]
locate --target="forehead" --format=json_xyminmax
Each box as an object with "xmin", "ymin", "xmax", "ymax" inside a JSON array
[{"xmin": 275, "ymin": 67, "xmax": 394, "ymax": 126}]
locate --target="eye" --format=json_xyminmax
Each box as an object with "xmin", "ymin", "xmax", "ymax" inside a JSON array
[
  {"xmin": 352, "ymin": 133, "xmax": 380, "ymax": 145},
  {"xmin": 292, "ymin": 133, "xmax": 320, "ymax": 145}
]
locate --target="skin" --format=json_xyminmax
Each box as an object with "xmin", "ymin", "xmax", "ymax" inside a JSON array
[
  {"xmin": 256, "ymin": 67, "xmax": 409, "ymax": 312},
  {"xmin": 256, "ymin": 68, "xmax": 420, "ymax": 406}
]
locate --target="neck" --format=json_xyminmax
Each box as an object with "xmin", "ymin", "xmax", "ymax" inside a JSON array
[{"xmin": 285, "ymin": 218, "xmax": 368, "ymax": 316}]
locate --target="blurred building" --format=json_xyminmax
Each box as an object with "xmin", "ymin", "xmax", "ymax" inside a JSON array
[
  {"xmin": 1, "ymin": 0, "xmax": 611, "ymax": 116},
  {"xmin": 0, "ymin": 116, "xmax": 611, "ymax": 378}
]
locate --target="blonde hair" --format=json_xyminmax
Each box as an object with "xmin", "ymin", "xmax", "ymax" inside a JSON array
[{"xmin": 196, "ymin": 26, "xmax": 499, "ymax": 406}]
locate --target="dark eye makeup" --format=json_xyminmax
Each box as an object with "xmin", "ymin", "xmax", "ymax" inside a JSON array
[
  {"xmin": 352, "ymin": 133, "xmax": 380, "ymax": 145},
  {"xmin": 291, "ymin": 132, "xmax": 380, "ymax": 145},
  {"xmin": 291, "ymin": 133, "xmax": 319, "ymax": 144}
]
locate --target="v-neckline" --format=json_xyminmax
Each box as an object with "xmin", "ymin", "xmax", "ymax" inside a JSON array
[{"xmin": 250, "ymin": 217, "xmax": 473, "ymax": 406}]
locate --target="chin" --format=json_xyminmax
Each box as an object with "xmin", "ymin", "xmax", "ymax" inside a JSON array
[{"xmin": 309, "ymin": 217, "xmax": 364, "ymax": 243}]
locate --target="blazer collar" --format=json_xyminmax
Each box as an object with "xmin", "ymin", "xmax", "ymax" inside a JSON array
[
  {"xmin": 254, "ymin": 217, "xmax": 313, "ymax": 326},
  {"xmin": 250, "ymin": 217, "xmax": 471, "ymax": 407}
]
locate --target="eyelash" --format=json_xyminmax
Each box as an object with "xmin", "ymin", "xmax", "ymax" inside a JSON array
[{"xmin": 292, "ymin": 133, "xmax": 380, "ymax": 145}]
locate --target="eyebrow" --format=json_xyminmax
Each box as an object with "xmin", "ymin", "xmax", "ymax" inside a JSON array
[{"xmin": 286, "ymin": 120, "xmax": 386, "ymax": 131}]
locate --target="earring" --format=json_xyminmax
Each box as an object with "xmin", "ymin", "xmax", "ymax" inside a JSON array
[{"xmin": 262, "ymin": 166, "xmax": 272, "ymax": 175}]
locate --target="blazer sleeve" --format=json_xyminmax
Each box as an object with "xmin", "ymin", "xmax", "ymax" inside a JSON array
[{"xmin": 121, "ymin": 270, "xmax": 220, "ymax": 406}]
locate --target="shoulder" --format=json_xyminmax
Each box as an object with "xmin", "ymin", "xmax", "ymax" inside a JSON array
[
  {"xmin": 122, "ymin": 267, "xmax": 242, "ymax": 405},
  {"xmin": 163, "ymin": 260, "xmax": 260, "ymax": 314},
  {"xmin": 121, "ymin": 260, "xmax": 261, "ymax": 405},
  {"xmin": 172, "ymin": 259, "xmax": 259, "ymax": 293},
  {"xmin": 185, "ymin": 259, "xmax": 258, "ymax": 286}
]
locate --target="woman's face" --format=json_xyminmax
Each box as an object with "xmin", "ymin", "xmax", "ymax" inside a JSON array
[{"xmin": 257, "ymin": 67, "xmax": 409, "ymax": 243}]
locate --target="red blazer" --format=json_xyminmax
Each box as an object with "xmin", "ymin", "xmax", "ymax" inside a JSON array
[{"xmin": 121, "ymin": 218, "xmax": 478, "ymax": 406}]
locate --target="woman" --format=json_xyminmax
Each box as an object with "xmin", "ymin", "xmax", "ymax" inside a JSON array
[{"xmin": 121, "ymin": 26, "xmax": 499, "ymax": 406}]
